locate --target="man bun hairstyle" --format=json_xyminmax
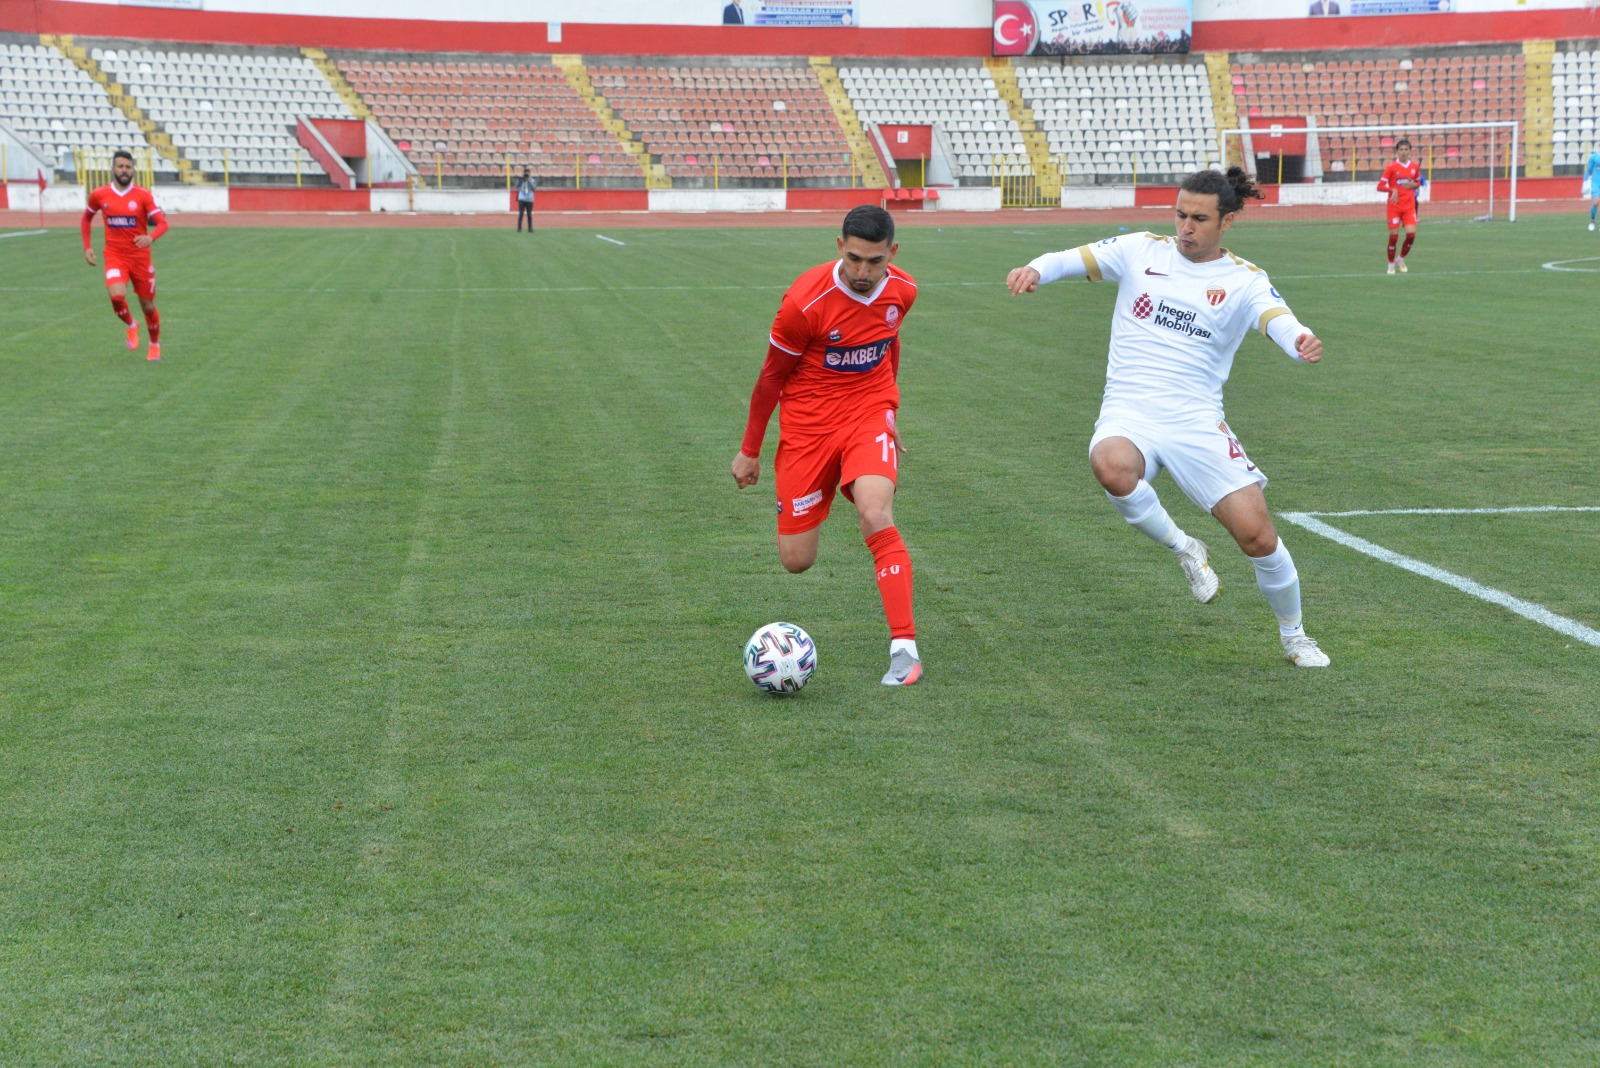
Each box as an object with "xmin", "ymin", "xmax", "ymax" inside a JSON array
[
  {"xmin": 1180, "ymin": 166, "xmax": 1266, "ymax": 215},
  {"xmin": 842, "ymin": 204, "xmax": 895, "ymax": 246}
]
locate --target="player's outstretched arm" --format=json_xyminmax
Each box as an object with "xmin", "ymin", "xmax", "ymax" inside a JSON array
[
  {"xmin": 1006, "ymin": 266, "xmax": 1041, "ymax": 295},
  {"xmin": 731, "ymin": 452, "xmax": 760, "ymax": 489}
]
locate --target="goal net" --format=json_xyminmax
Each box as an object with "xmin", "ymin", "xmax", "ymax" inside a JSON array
[{"xmin": 1218, "ymin": 120, "xmax": 1521, "ymax": 223}]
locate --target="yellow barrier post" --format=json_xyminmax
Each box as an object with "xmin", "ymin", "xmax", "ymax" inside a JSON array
[
  {"xmin": 714, "ymin": 155, "xmax": 720, "ymax": 190},
  {"xmin": 505, "ymin": 155, "xmax": 511, "ymax": 190},
  {"xmin": 575, "ymin": 153, "xmax": 582, "ymax": 191},
  {"xmin": 436, "ymin": 153, "xmax": 443, "ymax": 190},
  {"xmin": 1277, "ymin": 152, "xmax": 1284, "ymax": 185},
  {"xmin": 223, "ymin": 148, "xmax": 230, "ymax": 187},
  {"xmin": 782, "ymin": 153, "xmax": 788, "ymax": 190}
]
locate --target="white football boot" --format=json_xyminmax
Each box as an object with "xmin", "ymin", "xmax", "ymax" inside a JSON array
[
  {"xmin": 1282, "ymin": 633, "xmax": 1331, "ymax": 668},
  {"xmin": 1176, "ymin": 538, "xmax": 1220, "ymax": 604}
]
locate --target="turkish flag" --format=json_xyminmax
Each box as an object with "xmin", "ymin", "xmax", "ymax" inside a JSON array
[{"xmin": 992, "ymin": 0, "xmax": 1037, "ymax": 57}]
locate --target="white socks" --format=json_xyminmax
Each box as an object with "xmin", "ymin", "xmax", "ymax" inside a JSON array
[
  {"xmin": 1107, "ymin": 480, "xmax": 1189, "ymax": 553},
  {"xmin": 891, "ymin": 638, "xmax": 919, "ymax": 659},
  {"xmin": 1250, "ymin": 538, "xmax": 1305, "ymax": 637}
]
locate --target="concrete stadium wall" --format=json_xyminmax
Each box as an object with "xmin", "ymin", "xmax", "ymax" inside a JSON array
[{"xmin": 4, "ymin": 0, "xmax": 1595, "ymax": 55}]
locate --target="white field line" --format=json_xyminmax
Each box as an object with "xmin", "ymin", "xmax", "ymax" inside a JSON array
[
  {"xmin": 0, "ymin": 229, "xmax": 45, "ymax": 239},
  {"xmin": 1306, "ymin": 505, "xmax": 1600, "ymax": 518},
  {"xmin": 595, "ymin": 234, "xmax": 626, "ymax": 246},
  {"xmin": 1541, "ymin": 256, "xmax": 1600, "ymax": 272},
  {"xmin": 1280, "ymin": 510, "xmax": 1600, "ymax": 647}
]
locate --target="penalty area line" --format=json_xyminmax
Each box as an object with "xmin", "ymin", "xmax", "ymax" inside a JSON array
[
  {"xmin": 0, "ymin": 229, "xmax": 46, "ymax": 240},
  {"xmin": 595, "ymin": 234, "xmax": 626, "ymax": 246},
  {"xmin": 1280, "ymin": 511, "xmax": 1600, "ymax": 647}
]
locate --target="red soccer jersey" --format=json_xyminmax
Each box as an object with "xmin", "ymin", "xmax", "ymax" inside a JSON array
[
  {"xmin": 766, "ymin": 259, "xmax": 917, "ymax": 438},
  {"xmin": 85, "ymin": 183, "xmax": 163, "ymax": 259},
  {"xmin": 1377, "ymin": 159, "xmax": 1421, "ymax": 212}
]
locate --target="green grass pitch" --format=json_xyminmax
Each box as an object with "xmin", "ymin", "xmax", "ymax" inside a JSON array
[{"xmin": 1, "ymin": 212, "xmax": 1597, "ymax": 1065}]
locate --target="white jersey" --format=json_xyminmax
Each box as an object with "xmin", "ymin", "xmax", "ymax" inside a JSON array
[{"xmin": 1029, "ymin": 231, "xmax": 1296, "ymax": 424}]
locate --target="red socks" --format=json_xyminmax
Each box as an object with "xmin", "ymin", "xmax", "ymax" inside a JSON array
[
  {"xmin": 145, "ymin": 307, "xmax": 161, "ymax": 343},
  {"xmin": 865, "ymin": 525, "xmax": 915, "ymax": 640},
  {"xmin": 110, "ymin": 296, "xmax": 134, "ymax": 326},
  {"xmin": 1386, "ymin": 234, "xmax": 1399, "ymax": 262},
  {"xmin": 1400, "ymin": 234, "xmax": 1415, "ymax": 258}
]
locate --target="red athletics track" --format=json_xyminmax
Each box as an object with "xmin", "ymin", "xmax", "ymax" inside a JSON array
[{"xmin": 4, "ymin": 197, "xmax": 1585, "ymax": 233}]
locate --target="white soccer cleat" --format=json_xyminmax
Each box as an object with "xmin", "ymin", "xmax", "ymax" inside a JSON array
[
  {"xmin": 880, "ymin": 648, "xmax": 923, "ymax": 687},
  {"xmin": 1282, "ymin": 633, "xmax": 1331, "ymax": 668},
  {"xmin": 1397, "ymin": 257, "xmax": 1408, "ymax": 273},
  {"xmin": 1590, "ymin": 222, "xmax": 1596, "ymax": 232},
  {"xmin": 1386, "ymin": 262, "xmax": 1396, "ymax": 275},
  {"xmin": 1176, "ymin": 538, "xmax": 1220, "ymax": 604}
]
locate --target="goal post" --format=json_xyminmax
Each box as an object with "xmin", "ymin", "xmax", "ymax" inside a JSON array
[{"xmin": 1218, "ymin": 120, "xmax": 1521, "ymax": 223}]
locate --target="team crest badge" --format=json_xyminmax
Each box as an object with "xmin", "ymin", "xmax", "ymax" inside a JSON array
[
  {"xmin": 1206, "ymin": 288, "xmax": 1227, "ymax": 306},
  {"xmin": 828, "ymin": 329, "xmax": 842, "ymax": 341},
  {"xmin": 886, "ymin": 305, "xmax": 900, "ymax": 327}
]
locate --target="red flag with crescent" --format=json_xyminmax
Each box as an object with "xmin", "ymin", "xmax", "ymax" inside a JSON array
[{"xmin": 992, "ymin": 1, "xmax": 1037, "ymax": 57}]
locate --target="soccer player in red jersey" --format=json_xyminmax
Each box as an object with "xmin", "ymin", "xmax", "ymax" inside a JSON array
[
  {"xmin": 82, "ymin": 149, "xmax": 168, "ymax": 360},
  {"xmin": 731, "ymin": 205, "xmax": 923, "ymax": 686},
  {"xmin": 1377, "ymin": 138, "xmax": 1421, "ymax": 275}
]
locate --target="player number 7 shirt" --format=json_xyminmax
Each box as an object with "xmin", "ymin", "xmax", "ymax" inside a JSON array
[{"xmin": 767, "ymin": 260, "xmax": 918, "ymax": 438}]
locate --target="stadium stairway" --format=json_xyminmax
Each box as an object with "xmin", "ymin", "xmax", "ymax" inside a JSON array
[
  {"xmin": 985, "ymin": 56, "xmax": 1056, "ymax": 199},
  {"xmin": 43, "ymin": 33, "xmax": 204, "ymax": 184},
  {"xmin": 809, "ymin": 57, "xmax": 887, "ymax": 188},
  {"xmin": 1523, "ymin": 39, "xmax": 1555, "ymax": 177},
  {"xmin": 1204, "ymin": 52, "xmax": 1240, "ymax": 170},
  {"xmin": 552, "ymin": 55, "xmax": 658, "ymax": 185},
  {"xmin": 302, "ymin": 46, "xmax": 372, "ymax": 121}
]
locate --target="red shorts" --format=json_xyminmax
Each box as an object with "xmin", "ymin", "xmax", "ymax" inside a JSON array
[
  {"xmin": 1387, "ymin": 207, "xmax": 1417, "ymax": 229},
  {"xmin": 773, "ymin": 406, "xmax": 900, "ymax": 535},
  {"xmin": 105, "ymin": 256, "xmax": 156, "ymax": 299}
]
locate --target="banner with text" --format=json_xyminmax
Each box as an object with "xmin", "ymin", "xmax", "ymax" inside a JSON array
[
  {"xmin": 750, "ymin": 0, "xmax": 855, "ymax": 26},
  {"xmin": 994, "ymin": 0, "xmax": 1192, "ymax": 55}
]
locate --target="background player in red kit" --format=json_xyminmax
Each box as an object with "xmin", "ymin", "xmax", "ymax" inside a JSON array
[
  {"xmin": 82, "ymin": 149, "xmax": 168, "ymax": 360},
  {"xmin": 731, "ymin": 205, "xmax": 923, "ymax": 686},
  {"xmin": 1377, "ymin": 137, "xmax": 1421, "ymax": 275}
]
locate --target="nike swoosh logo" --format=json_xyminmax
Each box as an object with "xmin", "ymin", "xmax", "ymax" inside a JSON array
[{"xmin": 1144, "ymin": 268, "xmax": 1168, "ymax": 276}]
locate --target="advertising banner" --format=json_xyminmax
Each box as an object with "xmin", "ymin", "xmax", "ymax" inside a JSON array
[
  {"xmin": 994, "ymin": 0, "xmax": 1192, "ymax": 56},
  {"xmin": 748, "ymin": 0, "xmax": 855, "ymax": 26}
]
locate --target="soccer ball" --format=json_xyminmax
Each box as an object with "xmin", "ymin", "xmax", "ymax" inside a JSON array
[{"xmin": 742, "ymin": 622, "xmax": 816, "ymax": 694}]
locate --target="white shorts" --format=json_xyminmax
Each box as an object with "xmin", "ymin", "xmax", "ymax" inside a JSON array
[{"xmin": 1091, "ymin": 413, "xmax": 1268, "ymax": 512}]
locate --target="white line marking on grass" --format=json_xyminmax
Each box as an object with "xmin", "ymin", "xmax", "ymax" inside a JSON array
[
  {"xmin": 0, "ymin": 229, "xmax": 46, "ymax": 239},
  {"xmin": 1541, "ymin": 256, "xmax": 1600, "ymax": 272},
  {"xmin": 595, "ymin": 234, "xmax": 626, "ymax": 246},
  {"xmin": 1281, "ymin": 510, "xmax": 1600, "ymax": 647},
  {"xmin": 1307, "ymin": 505, "xmax": 1600, "ymax": 518}
]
